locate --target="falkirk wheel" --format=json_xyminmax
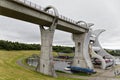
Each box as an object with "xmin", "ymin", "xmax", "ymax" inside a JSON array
[
  {"xmin": 35, "ymin": 19, "xmax": 115, "ymax": 77},
  {"xmin": 71, "ymin": 22, "xmax": 115, "ymax": 70},
  {"xmin": 89, "ymin": 29, "xmax": 115, "ymax": 69}
]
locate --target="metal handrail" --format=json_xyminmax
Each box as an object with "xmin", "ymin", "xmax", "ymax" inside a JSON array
[{"xmin": 12, "ymin": 0, "xmax": 89, "ymax": 28}]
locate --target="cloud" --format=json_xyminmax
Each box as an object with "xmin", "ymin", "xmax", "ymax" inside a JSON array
[
  {"xmin": 0, "ymin": 0, "xmax": 120, "ymax": 49},
  {"xmin": 0, "ymin": 16, "xmax": 40, "ymax": 43}
]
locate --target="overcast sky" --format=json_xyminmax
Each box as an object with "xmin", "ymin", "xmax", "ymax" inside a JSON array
[{"xmin": 0, "ymin": 0, "xmax": 120, "ymax": 49}]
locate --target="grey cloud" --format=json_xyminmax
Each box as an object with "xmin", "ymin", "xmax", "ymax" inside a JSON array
[{"xmin": 0, "ymin": 0, "xmax": 120, "ymax": 49}]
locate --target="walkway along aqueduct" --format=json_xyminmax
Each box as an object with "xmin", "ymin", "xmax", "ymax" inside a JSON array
[{"xmin": 0, "ymin": 0, "xmax": 115, "ymax": 77}]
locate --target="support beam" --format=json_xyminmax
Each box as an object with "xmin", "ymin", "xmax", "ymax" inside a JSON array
[
  {"xmin": 72, "ymin": 33, "xmax": 87, "ymax": 68},
  {"xmin": 72, "ymin": 22, "xmax": 93, "ymax": 69},
  {"xmin": 36, "ymin": 5, "xmax": 58, "ymax": 77},
  {"xmin": 72, "ymin": 33, "xmax": 93, "ymax": 69},
  {"xmin": 37, "ymin": 27, "xmax": 56, "ymax": 76}
]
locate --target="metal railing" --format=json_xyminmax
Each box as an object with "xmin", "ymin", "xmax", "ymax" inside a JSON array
[{"xmin": 12, "ymin": 0, "xmax": 87, "ymax": 28}]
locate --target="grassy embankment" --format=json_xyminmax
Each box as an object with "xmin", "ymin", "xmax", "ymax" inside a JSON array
[{"xmin": 0, "ymin": 50, "xmax": 83, "ymax": 80}]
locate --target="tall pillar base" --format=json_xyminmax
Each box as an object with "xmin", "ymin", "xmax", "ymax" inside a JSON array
[
  {"xmin": 72, "ymin": 32, "xmax": 93, "ymax": 69},
  {"xmin": 37, "ymin": 58, "xmax": 56, "ymax": 77},
  {"xmin": 36, "ymin": 29, "xmax": 56, "ymax": 77},
  {"xmin": 36, "ymin": 5, "xmax": 58, "ymax": 77}
]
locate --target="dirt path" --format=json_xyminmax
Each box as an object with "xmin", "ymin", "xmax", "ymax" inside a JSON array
[
  {"xmin": 16, "ymin": 58, "xmax": 35, "ymax": 70},
  {"xmin": 88, "ymin": 65, "xmax": 120, "ymax": 80}
]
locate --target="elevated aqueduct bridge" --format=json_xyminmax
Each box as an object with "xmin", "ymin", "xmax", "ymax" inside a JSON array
[{"xmin": 0, "ymin": 0, "xmax": 99, "ymax": 77}]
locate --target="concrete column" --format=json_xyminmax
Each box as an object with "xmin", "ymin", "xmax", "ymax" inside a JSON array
[
  {"xmin": 36, "ymin": 6, "xmax": 58, "ymax": 77},
  {"xmin": 37, "ymin": 27, "xmax": 56, "ymax": 76},
  {"xmin": 72, "ymin": 33, "xmax": 87, "ymax": 68},
  {"xmin": 72, "ymin": 22, "xmax": 94, "ymax": 69}
]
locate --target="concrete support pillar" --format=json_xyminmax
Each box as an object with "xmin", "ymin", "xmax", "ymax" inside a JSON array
[
  {"xmin": 37, "ymin": 27, "xmax": 56, "ymax": 76},
  {"xmin": 36, "ymin": 6, "xmax": 58, "ymax": 77},
  {"xmin": 72, "ymin": 21, "xmax": 94, "ymax": 69},
  {"xmin": 72, "ymin": 33, "xmax": 87, "ymax": 68}
]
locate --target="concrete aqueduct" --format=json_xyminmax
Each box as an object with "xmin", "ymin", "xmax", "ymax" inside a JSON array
[{"xmin": 0, "ymin": 0, "xmax": 115, "ymax": 77}]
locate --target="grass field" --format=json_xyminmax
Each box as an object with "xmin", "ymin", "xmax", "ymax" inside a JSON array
[{"xmin": 0, "ymin": 50, "xmax": 83, "ymax": 80}]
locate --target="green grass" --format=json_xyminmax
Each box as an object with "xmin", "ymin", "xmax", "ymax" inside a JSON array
[
  {"xmin": 73, "ymin": 72, "xmax": 91, "ymax": 76},
  {"xmin": 0, "ymin": 50, "xmax": 83, "ymax": 80}
]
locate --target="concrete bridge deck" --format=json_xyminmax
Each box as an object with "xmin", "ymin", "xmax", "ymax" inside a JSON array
[{"xmin": 0, "ymin": 0, "xmax": 88, "ymax": 33}]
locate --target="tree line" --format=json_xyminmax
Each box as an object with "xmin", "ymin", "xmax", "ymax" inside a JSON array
[
  {"xmin": 0, "ymin": 40, "xmax": 119, "ymax": 55},
  {"xmin": 0, "ymin": 40, "xmax": 74, "ymax": 53},
  {"xmin": 106, "ymin": 49, "xmax": 120, "ymax": 56},
  {"xmin": 0, "ymin": 40, "xmax": 40, "ymax": 50}
]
